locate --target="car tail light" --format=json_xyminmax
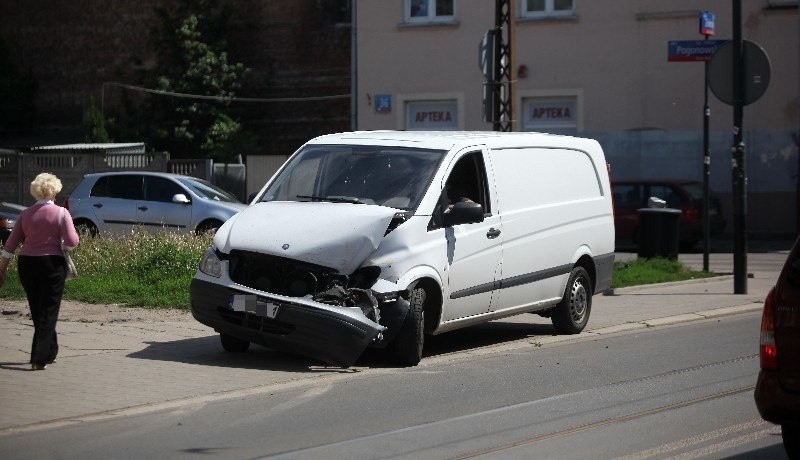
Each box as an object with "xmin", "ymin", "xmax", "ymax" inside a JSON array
[
  {"xmin": 760, "ymin": 288, "xmax": 778, "ymax": 370},
  {"xmin": 0, "ymin": 218, "xmax": 7, "ymax": 229},
  {"xmin": 680, "ymin": 207, "xmax": 699, "ymax": 221}
]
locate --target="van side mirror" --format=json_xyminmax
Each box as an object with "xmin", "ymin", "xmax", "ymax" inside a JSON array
[
  {"xmin": 172, "ymin": 193, "xmax": 191, "ymax": 204},
  {"xmin": 443, "ymin": 201, "xmax": 484, "ymax": 227}
]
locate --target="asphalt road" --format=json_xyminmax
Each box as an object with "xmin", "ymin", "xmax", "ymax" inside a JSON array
[{"xmin": 0, "ymin": 311, "xmax": 786, "ymax": 460}]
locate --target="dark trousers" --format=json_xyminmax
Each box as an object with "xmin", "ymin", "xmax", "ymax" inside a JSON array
[{"xmin": 18, "ymin": 255, "xmax": 66, "ymax": 365}]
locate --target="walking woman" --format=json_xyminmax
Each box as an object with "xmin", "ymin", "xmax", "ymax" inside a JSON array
[{"xmin": 0, "ymin": 173, "xmax": 79, "ymax": 370}]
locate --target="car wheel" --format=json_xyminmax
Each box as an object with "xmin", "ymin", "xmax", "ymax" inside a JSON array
[
  {"xmin": 552, "ymin": 266, "xmax": 592, "ymax": 334},
  {"xmin": 782, "ymin": 423, "xmax": 800, "ymax": 459},
  {"xmin": 74, "ymin": 220, "xmax": 98, "ymax": 237},
  {"xmin": 196, "ymin": 220, "xmax": 222, "ymax": 235},
  {"xmin": 220, "ymin": 333, "xmax": 250, "ymax": 353},
  {"xmin": 389, "ymin": 287, "xmax": 426, "ymax": 366}
]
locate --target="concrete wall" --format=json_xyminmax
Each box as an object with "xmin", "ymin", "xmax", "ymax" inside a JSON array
[{"xmin": 0, "ymin": 152, "xmax": 170, "ymax": 206}]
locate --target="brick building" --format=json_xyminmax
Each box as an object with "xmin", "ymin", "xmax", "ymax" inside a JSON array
[{"xmin": 0, "ymin": 0, "xmax": 352, "ymax": 155}]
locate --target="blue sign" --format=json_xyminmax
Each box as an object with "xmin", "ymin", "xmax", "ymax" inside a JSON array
[
  {"xmin": 375, "ymin": 94, "xmax": 392, "ymax": 113},
  {"xmin": 700, "ymin": 11, "xmax": 715, "ymax": 36},
  {"xmin": 668, "ymin": 40, "xmax": 727, "ymax": 62}
]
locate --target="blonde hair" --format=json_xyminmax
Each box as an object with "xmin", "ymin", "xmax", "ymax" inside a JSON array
[{"xmin": 30, "ymin": 172, "xmax": 63, "ymax": 200}]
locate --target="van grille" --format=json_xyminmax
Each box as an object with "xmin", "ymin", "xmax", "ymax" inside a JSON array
[{"xmin": 228, "ymin": 250, "xmax": 342, "ymax": 297}]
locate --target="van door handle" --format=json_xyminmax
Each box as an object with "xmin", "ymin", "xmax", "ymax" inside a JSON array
[
  {"xmin": 93, "ymin": 203, "xmax": 103, "ymax": 208},
  {"xmin": 486, "ymin": 228, "xmax": 501, "ymax": 239},
  {"xmin": 138, "ymin": 206, "xmax": 148, "ymax": 211}
]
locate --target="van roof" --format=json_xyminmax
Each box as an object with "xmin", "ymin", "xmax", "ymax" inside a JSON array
[{"xmin": 307, "ymin": 131, "xmax": 602, "ymax": 152}]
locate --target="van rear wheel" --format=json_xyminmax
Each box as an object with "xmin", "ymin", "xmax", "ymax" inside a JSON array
[
  {"xmin": 220, "ymin": 333, "xmax": 250, "ymax": 352},
  {"xmin": 552, "ymin": 267, "xmax": 592, "ymax": 334},
  {"xmin": 389, "ymin": 287, "xmax": 426, "ymax": 366}
]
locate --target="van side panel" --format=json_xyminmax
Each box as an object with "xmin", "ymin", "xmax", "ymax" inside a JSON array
[{"xmin": 488, "ymin": 147, "xmax": 614, "ymax": 313}]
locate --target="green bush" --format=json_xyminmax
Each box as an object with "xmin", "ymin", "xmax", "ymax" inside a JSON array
[
  {"xmin": 1, "ymin": 234, "xmax": 714, "ymax": 309},
  {"xmin": 611, "ymin": 257, "xmax": 714, "ymax": 289},
  {"xmin": 0, "ymin": 229, "xmax": 211, "ymax": 309}
]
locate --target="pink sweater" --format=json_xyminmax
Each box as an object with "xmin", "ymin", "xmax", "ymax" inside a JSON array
[{"xmin": 1, "ymin": 201, "xmax": 80, "ymax": 258}]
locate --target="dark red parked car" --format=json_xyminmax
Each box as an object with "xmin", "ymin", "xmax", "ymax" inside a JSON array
[
  {"xmin": 754, "ymin": 237, "xmax": 800, "ymax": 459},
  {"xmin": 611, "ymin": 179, "xmax": 726, "ymax": 249}
]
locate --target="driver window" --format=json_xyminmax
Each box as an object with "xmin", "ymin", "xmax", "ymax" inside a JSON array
[{"xmin": 430, "ymin": 151, "xmax": 489, "ymax": 229}]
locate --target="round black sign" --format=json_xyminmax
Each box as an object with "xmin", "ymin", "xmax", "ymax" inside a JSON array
[{"xmin": 708, "ymin": 40, "xmax": 771, "ymax": 106}]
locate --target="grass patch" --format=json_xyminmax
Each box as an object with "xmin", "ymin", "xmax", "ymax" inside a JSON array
[
  {"xmin": 611, "ymin": 257, "xmax": 715, "ymax": 289},
  {"xmin": 1, "ymin": 232, "xmax": 714, "ymax": 308},
  {"xmin": 0, "ymin": 230, "xmax": 211, "ymax": 309}
]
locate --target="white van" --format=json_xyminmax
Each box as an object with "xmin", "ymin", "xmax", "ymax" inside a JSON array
[{"xmin": 190, "ymin": 131, "xmax": 615, "ymax": 367}]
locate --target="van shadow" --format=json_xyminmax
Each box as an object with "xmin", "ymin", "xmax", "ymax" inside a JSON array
[{"xmin": 127, "ymin": 320, "xmax": 557, "ymax": 372}]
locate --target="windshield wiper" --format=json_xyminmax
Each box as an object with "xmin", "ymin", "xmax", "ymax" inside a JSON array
[{"xmin": 296, "ymin": 195, "xmax": 365, "ymax": 204}]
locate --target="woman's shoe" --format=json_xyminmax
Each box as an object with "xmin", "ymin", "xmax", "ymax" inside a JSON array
[{"xmin": 31, "ymin": 363, "xmax": 47, "ymax": 371}]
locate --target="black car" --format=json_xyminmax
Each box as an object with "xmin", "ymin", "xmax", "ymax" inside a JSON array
[
  {"xmin": 0, "ymin": 202, "xmax": 25, "ymax": 246},
  {"xmin": 612, "ymin": 179, "xmax": 726, "ymax": 249},
  {"xmin": 754, "ymin": 237, "xmax": 800, "ymax": 459}
]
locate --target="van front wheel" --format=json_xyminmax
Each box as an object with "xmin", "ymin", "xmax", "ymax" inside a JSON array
[
  {"xmin": 552, "ymin": 267, "xmax": 592, "ymax": 334},
  {"xmin": 389, "ymin": 287, "xmax": 426, "ymax": 366}
]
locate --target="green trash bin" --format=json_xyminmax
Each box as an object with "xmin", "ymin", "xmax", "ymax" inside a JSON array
[{"xmin": 637, "ymin": 207, "xmax": 681, "ymax": 259}]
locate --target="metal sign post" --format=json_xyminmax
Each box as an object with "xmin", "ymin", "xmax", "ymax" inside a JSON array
[
  {"xmin": 701, "ymin": 11, "xmax": 714, "ymax": 273},
  {"xmin": 731, "ymin": 1, "xmax": 747, "ymax": 294}
]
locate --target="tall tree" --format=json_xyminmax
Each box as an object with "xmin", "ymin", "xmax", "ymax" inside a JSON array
[{"xmin": 146, "ymin": 0, "xmax": 249, "ymax": 161}]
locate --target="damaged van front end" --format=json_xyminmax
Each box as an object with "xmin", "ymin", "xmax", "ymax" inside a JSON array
[{"xmin": 189, "ymin": 201, "xmax": 413, "ymax": 367}]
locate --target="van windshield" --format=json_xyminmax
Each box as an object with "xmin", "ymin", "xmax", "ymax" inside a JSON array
[{"xmin": 259, "ymin": 145, "xmax": 446, "ymax": 210}]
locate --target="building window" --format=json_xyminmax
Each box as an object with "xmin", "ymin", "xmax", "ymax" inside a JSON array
[
  {"xmin": 406, "ymin": 100, "xmax": 458, "ymax": 130},
  {"xmin": 406, "ymin": 0, "xmax": 455, "ymax": 23},
  {"xmin": 522, "ymin": 0, "xmax": 575, "ymax": 18}
]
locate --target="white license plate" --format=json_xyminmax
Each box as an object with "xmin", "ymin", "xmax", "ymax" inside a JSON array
[{"xmin": 230, "ymin": 295, "xmax": 280, "ymax": 319}]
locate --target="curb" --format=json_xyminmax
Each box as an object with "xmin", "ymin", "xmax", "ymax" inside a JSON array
[
  {"xmin": 604, "ymin": 275, "xmax": 734, "ymax": 295},
  {"xmin": 589, "ymin": 303, "xmax": 761, "ymax": 335}
]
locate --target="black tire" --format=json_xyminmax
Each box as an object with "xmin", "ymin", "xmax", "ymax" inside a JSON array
[
  {"xmin": 196, "ymin": 220, "xmax": 222, "ymax": 235},
  {"xmin": 782, "ymin": 423, "xmax": 800, "ymax": 459},
  {"xmin": 389, "ymin": 287, "xmax": 426, "ymax": 366},
  {"xmin": 75, "ymin": 220, "xmax": 98, "ymax": 237},
  {"xmin": 220, "ymin": 333, "xmax": 250, "ymax": 353},
  {"xmin": 552, "ymin": 266, "xmax": 592, "ymax": 334}
]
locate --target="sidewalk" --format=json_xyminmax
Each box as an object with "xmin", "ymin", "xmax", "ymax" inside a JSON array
[{"xmin": 0, "ymin": 251, "xmax": 786, "ymax": 435}]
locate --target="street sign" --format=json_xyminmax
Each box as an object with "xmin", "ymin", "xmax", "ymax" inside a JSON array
[
  {"xmin": 700, "ymin": 11, "xmax": 715, "ymax": 36},
  {"xmin": 668, "ymin": 40, "xmax": 728, "ymax": 62},
  {"xmin": 479, "ymin": 30, "xmax": 497, "ymax": 81},
  {"xmin": 708, "ymin": 39, "xmax": 771, "ymax": 106}
]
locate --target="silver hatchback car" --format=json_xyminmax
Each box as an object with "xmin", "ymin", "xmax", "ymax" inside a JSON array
[{"xmin": 65, "ymin": 171, "xmax": 247, "ymax": 236}]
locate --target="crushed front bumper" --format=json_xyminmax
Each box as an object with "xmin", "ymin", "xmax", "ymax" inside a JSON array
[{"xmin": 190, "ymin": 278, "xmax": 386, "ymax": 367}]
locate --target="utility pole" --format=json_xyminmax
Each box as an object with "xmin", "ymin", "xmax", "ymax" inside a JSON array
[{"xmin": 493, "ymin": 0, "xmax": 514, "ymax": 132}]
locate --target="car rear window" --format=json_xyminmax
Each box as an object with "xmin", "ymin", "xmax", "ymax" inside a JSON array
[{"xmin": 90, "ymin": 175, "xmax": 144, "ymax": 200}]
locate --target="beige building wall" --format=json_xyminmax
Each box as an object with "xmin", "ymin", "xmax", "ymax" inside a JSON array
[
  {"xmin": 356, "ymin": 1, "xmax": 799, "ymax": 237},
  {"xmin": 357, "ymin": 1, "xmax": 796, "ymax": 132}
]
